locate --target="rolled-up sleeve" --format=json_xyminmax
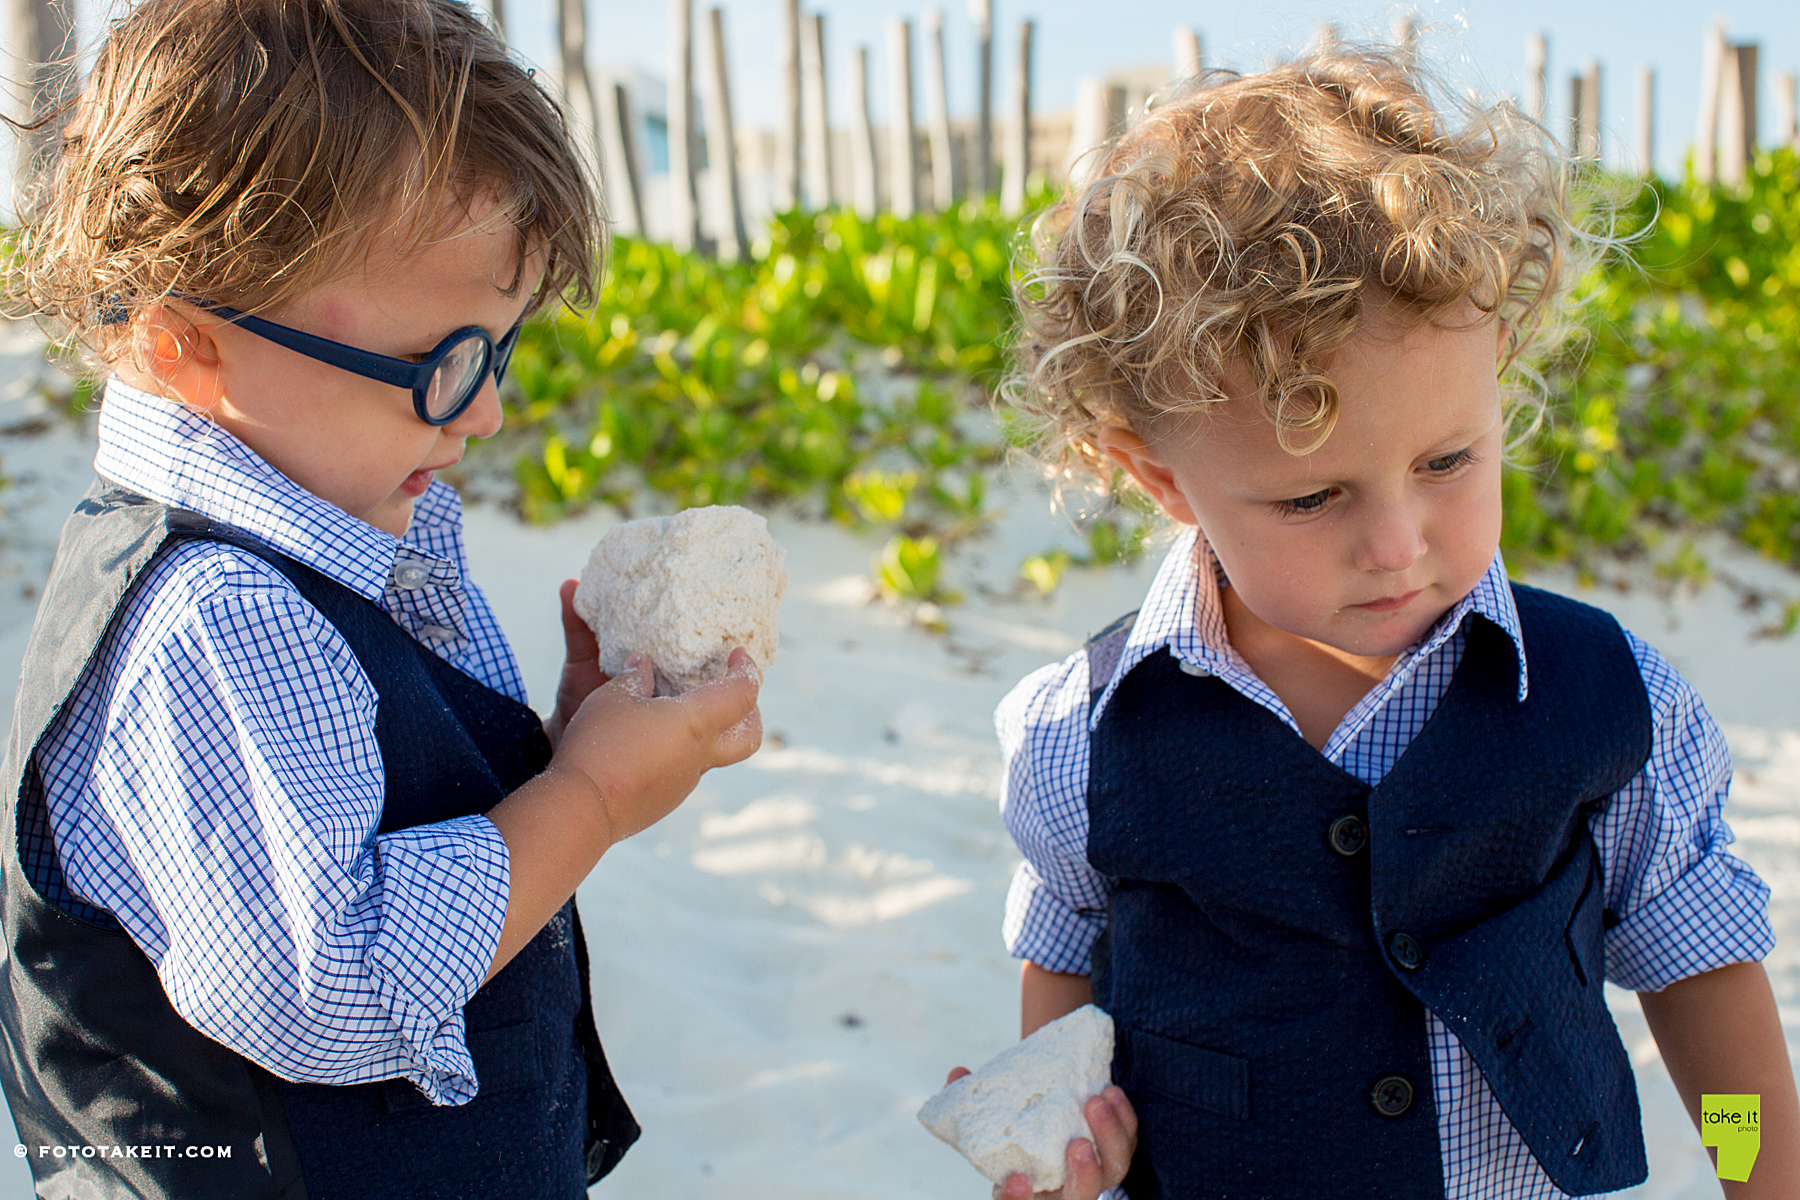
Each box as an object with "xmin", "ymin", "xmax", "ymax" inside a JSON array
[
  {"xmin": 1597, "ymin": 632, "xmax": 1774, "ymax": 992},
  {"xmin": 60, "ymin": 550, "xmax": 510, "ymax": 1104},
  {"xmin": 998, "ymin": 654, "xmax": 1115, "ymax": 976}
]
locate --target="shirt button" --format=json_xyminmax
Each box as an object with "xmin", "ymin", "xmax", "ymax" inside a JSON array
[
  {"xmin": 1388, "ymin": 931, "xmax": 1424, "ymax": 971},
  {"xmin": 1370, "ymin": 1075, "xmax": 1413, "ymax": 1117},
  {"xmin": 1327, "ymin": 814, "xmax": 1368, "ymax": 857},
  {"xmin": 393, "ymin": 563, "xmax": 430, "ymax": 590},
  {"xmin": 1177, "ymin": 659, "xmax": 1208, "ymax": 677},
  {"xmin": 418, "ymin": 624, "xmax": 457, "ymax": 642}
]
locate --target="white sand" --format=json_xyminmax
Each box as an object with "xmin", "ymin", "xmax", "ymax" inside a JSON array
[{"xmin": 0, "ymin": 342, "xmax": 1795, "ymax": 1196}]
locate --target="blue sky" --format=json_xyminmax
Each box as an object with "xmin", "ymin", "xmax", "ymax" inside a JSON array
[{"xmin": 499, "ymin": 0, "xmax": 1795, "ymax": 180}]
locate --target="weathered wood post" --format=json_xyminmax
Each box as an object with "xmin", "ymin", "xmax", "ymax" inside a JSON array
[
  {"xmin": 850, "ymin": 45, "xmax": 880, "ymax": 218},
  {"xmin": 557, "ymin": 0, "xmax": 607, "ymax": 218},
  {"xmin": 1695, "ymin": 19, "xmax": 1727, "ymax": 183},
  {"xmin": 1718, "ymin": 43, "xmax": 1758, "ymax": 187},
  {"xmin": 1775, "ymin": 73, "xmax": 1798, "ymax": 151},
  {"xmin": 925, "ymin": 9, "xmax": 956, "ymax": 209},
  {"xmin": 486, "ymin": 0, "xmax": 506, "ymax": 37},
  {"xmin": 802, "ymin": 13, "xmax": 834, "ymax": 208},
  {"xmin": 970, "ymin": 0, "xmax": 994, "ymax": 196},
  {"xmin": 1172, "ymin": 28, "xmax": 1203, "ymax": 83},
  {"xmin": 1524, "ymin": 32, "xmax": 1547, "ymax": 124},
  {"xmin": 775, "ymin": 0, "xmax": 802, "ymax": 210},
  {"xmin": 887, "ymin": 18, "xmax": 918, "ymax": 217},
  {"xmin": 668, "ymin": 0, "xmax": 703, "ymax": 250},
  {"xmin": 1067, "ymin": 77, "xmax": 1123, "ymax": 188},
  {"xmin": 603, "ymin": 83, "xmax": 645, "ymax": 236},
  {"xmin": 1569, "ymin": 62, "xmax": 1599, "ymax": 160},
  {"xmin": 1391, "ymin": 11, "xmax": 1418, "ymax": 67},
  {"xmin": 1001, "ymin": 19, "xmax": 1033, "ymax": 215},
  {"xmin": 704, "ymin": 6, "xmax": 749, "ymax": 259},
  {"xmin": 4, "ymin": 0, "xmax": 77, "ymax": 192},
  {"xmin": 1635, "ymin": 67, "xmax": 1655, "ymax": 177},
  {"xmin": 1582, "ymin": 61, "xmax": 1601, "ymax": 160}
]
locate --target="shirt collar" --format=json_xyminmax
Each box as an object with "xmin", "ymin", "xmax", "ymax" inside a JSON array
[
  {"xmin": 1089, "ymin": 525, "xmax": 1529, "ymax": 726},
  {"xmin": 95, "ymin": 378, "xmax": 459, "ymax": 602}
]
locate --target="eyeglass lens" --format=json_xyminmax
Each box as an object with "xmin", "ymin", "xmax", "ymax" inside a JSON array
[{"xmin": 423, "ymin": 335, "xmax": 492, "ymax": 422}]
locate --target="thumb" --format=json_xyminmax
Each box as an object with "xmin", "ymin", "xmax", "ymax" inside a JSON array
[
  {"xmin": 679, "ymin": 649, "xmax": 761, "ymax": 734},
  {"xmin": 608, "ymin": 653, "xmax": 654, "ymax": 700}
]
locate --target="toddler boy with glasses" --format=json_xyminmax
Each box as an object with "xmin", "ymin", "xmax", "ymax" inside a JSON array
[{"xmin": 0, "ymin": 2, "xmax": 761, "ymax": 1196}]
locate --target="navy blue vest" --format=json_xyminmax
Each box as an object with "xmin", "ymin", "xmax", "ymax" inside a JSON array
[
  {"xmin": 0, "ymin": 481, "xmax": 639, "ymax": 1198},
  {"xmin": 1086, "ymin": 586, "xmax": 1652, "ymax": 1199}
]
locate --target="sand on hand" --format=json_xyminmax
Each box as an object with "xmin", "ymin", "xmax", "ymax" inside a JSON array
[
  {"xmin": 918, "ymin": 1004, "xmax": 1115, "ymax": 1192},
  {"xmin": 573, "ymin": 505, "xmax": 787, "ymax": 695}
]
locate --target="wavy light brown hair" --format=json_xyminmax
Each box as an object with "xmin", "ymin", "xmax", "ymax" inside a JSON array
[
  {"xmin": 8, "ymin": 0, "xmax": 602, "ymax": 367},
  {"xmin": 1009, "ymin": 45, "xmax": 1587, "ymax": 495}
]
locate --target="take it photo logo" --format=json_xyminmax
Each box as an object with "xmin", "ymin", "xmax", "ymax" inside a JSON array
[{"xmin": 1701, "ymin": 1094, "xmax": 1761, "ymax": 1182}]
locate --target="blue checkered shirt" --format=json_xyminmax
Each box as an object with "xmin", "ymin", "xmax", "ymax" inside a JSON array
[
  {"xmin": 999, "ymin": 526, "xmax": 1774, "ymax": 1200},
  {"xmin": 27, "ymin": 379, "xmax": 527, "ymax": 1105}
]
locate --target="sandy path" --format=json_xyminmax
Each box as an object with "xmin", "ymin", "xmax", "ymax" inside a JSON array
[{"xmin": 0, "ymin": 389, "xmax": 1793, "ymax": 1197}]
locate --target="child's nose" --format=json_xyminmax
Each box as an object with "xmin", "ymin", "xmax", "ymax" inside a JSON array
[
  {"xmin": 447, "ymin": 374, "xmax": 505, "ymax": 440},
  {"xmin": 1356, "ymin": 501, "xmax": 1428, "ymax": 573}
]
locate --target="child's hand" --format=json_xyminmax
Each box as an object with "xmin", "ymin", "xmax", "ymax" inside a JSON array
[
  {"xmin": 941, "ymin": 1068, "xmax": 1138, "ymax": 1200},
  {"xmin": 550, "ymin": 646, "xmax": 762, "ymax": 846},
  {"xmin": 544, "ymin": 578, "xmax": 607, "ymax": 751}
]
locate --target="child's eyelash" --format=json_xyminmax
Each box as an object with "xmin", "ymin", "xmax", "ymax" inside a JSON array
[{"xmin": 1271, "ymin": 449, "xmax": 1481, "ymax": 517}]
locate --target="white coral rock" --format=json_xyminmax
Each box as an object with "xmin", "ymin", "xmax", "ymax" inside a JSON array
[
  {"xmin": 918, "ymin": 1005, "xmax": 1115, "ymax": 1191},
  {"xmin": 573, "ymin": 506, "xmax": 787, "ymax": 695}
]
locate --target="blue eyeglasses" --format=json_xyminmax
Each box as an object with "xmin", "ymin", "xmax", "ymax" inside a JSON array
[{"xmin": 197, "ymin": 302, "xmax": 522, "ymax": 426}]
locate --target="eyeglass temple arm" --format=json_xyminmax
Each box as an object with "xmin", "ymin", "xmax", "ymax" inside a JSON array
[{"xmin": 201, "ymin": 303, "xmax": 424, "ymax": 391}]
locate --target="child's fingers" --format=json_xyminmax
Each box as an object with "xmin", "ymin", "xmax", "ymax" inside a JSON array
[
  {"xmin": 1059, "ymin": 1136, "xmax": 1104, "ymax": 1199},
  {"xmin": 678, "ymin": 649, "xmax": 762, "ymax": 740},
  {"xmin": 557, "ymin": 579, "xmax": 600, "ymax": 665},
  {"xmin": 1083, "ymin": 1087, "xmax": 1136, "ymax": 1188},
  {"xmin": 992, "ymin": 1173, "xmax": 1035, "ymax": 1200},
  {"xmin": 606, "ymin": 653, "xmax": 653, "ymax": 700}
]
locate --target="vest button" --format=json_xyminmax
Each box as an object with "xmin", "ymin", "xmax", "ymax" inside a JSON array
[
  {"xmin": 1388, "ymin": 931, "xmax": 1424, "ymax": 971},
  {"xmin": 1370, "ymin": 1074, "xmax": 1414, "ymax": 1117},
  {"xmin": 1327, "ymin": 814, "xmax": 1368, "ymax": 856}
]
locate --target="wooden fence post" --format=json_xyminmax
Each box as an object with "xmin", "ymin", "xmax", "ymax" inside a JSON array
[
  {"xmin": 1775, "ymin": 72, "xmax": 1798, "ymax": 151},
  {"xmin": 604, "ymin": 83, "xmax": 645, "ymax": 236},
  {"xmin": 704, "ymin": 6, "xmax": 748, "ymax": 259},
  {"xmin": 850, "ymin": 45, "xmax": 880, "ymax": 218},
  {"xmin": 668, "ymin": 0, "xmax": 703, "ymax": 251},
  {"xmin": 775, "ymin": 0, "xmax": 802, "ymax": 210},
  {"xmin": 802, "ymin": 13, "xmax": 834, "ymax": 208},
  {"xmin": 486, "ymin": 0, "xmax": 506, "ymax": 37},
  {"xmin": 925, "ymin": 9, "xmax": 956, "ymax": 209},
  {"xmin": 1695, "ymin": 19, "xmax": 1727, "ymax": 184},
  {"xmin": 1391, "ymin": 11, "xmax": 1418, "ymax": 68},
  {"xmin": 5, "ymin": 0, "xmax": 77, "ymax": 192},
  {"xmin": 1172, "ymin": 28, "xmax": 1203, "ymax": 84},
  {"xmin": 1635, "ymin": 67, "xmax": 1655, "ymax": 177},
  {"xmin": 887, "ymin": 18, "xmax": 917, "ymax": 217},
  {"xmin": 1568, "ymin": 62, "xmax": 1599, "ymax": 160},
  {"xmin": 1718, "ymin": 43, "xmax": 1757, "ymax": 187},
  {"xmin": 1525, "ymin": 32, "xmax": 1547, "ymax": 124},
  {"xmin": 1067, "ymin": 77, "xmax": 1123, "ymax": 188},
  {"xmin": 557, "ymin": 0, "xmax": 606, "ymax": 218},
  {"xmin": 970, "ymin": 0, "xmax": 994, "ymax": 196},
  {"xmin": 1001, "ymin": 18, "xmax": 1033, "ymax": 215}
]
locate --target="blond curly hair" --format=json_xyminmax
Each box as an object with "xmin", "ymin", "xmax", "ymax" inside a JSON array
[
  {"xmin": 1008, "ymin": 45, "xmax": 1588, "ymax": 494},
  {"xmin": 7, "ymin": 0, "xmax": 602, "ymax": 369}
]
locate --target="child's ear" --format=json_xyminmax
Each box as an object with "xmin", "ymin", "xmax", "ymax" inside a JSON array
[
  {"xmin": 1092, "ymin": 425, "xmax": 1200, "ymax": 525},
  {"xmin": 131, "ymin": 305, "xmax": 224, "ymax": 412}
]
